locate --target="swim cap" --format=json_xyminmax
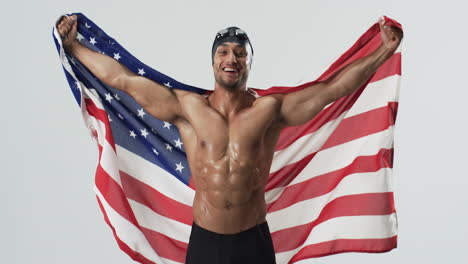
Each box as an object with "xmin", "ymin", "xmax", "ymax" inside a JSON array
[{"xmin": 211, "ymin": 26, "xmax": 254, "ymax": 63}]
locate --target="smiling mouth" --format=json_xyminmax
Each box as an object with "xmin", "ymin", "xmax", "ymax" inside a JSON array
[{"xmin": 222, "ymin": 67, "xmax": 239, "ymax": 76}]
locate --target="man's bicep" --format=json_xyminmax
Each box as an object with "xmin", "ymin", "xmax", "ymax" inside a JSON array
[
  {"xmin": 278, "ymin": 82, "xmax": 330, "ymax": 127},
  {"xmin": 123, "ymin": 75, "xmax": 183, "ymax": 123}
]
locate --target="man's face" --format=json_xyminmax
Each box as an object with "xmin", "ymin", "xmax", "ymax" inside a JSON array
[{"xmin": 212, "ymin": 42, "xmax": 252, "ymax": 91}]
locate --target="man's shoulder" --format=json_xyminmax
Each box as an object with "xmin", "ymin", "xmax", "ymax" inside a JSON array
[
  {"xmin": 252, "ymin": 93, "xmax": 284, "ymax": 112},
  {"xmin": 174, "ymin": 89, "xmax": 210, "ymax": 108},
  {"xmin": 174, "ymin": 89, "xmax": 207, "ymax": 99},
  {"xmin": 253, "ymin": 92, "xmax": 283, "ymax": 103}
]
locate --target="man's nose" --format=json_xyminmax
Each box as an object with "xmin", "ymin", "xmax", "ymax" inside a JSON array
[{"xmin": 227, "ymin": 52, "xmax": 237, "ymax": 63}]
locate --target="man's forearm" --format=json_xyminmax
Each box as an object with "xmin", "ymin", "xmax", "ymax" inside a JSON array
[
  {"xmin": 67, "ymin": 41, "xmax": 132, "ymax": 90},
  {"xmin": 326, "ymin": 44, "xmax": 395, "ymax": 100}
]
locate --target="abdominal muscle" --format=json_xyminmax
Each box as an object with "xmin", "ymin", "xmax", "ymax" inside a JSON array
[{"xmin": 191, "ymin": 151, "xmax": 269, "ymax": 234}]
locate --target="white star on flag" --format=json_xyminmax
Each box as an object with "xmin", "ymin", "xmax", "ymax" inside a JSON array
[
  {"xmin": 108, "ymin": 115, "xmax": 112, "ymax": 122},
  {"xmin": 75, "ymin": 81, "xmax": 81, "ymax": 89},
  {"xmin": 89, "ymin": 37, "xmax": 97, "ymax": 45},
  {"xmin": 164, "ymin": 82, "xmax": 172, "ymax": 88},
  {"xmin": 129, "ymin": 130, "xmax": 136, "ymax": 139},
  {"xmin": 105, "ymin": 93, "xmax": 113, "ymax": 103},
  {"xmin": 152, "ymin": 148, "xmax": 159, "ymax": 155},
  {"xmin": 165, "ymin": 144, "xmax": 173, "ymax": 152},
  {"xmin": 138, "ymin": 68, "xmax": 145, "ymax": 75},
  {"xmin": 76, "ymin": 33, "xmax": 84, "ymax": 42},
  {"xmin": 114, "ymin": 93, "xmax": 121, "ymax": 100},
  {"xmin": 163, "ymin": 122, "xmax": 172, "ymax": 129},
  {"xmin": 174, "ymin": 138, "xmax": 183, "ymax": 148},
  {"xmin": 113, "ymin": 53, "xmax": 121, "ymax": 61},
  {"xmin": 137, "ymin": 108, "xmax": 146, "ymax": 118},
  {"xmin": 118, "ymin": 113, "xmax": 124, "ymax": 120},
  {"xmin": 175, "ymin": 162, "xmax": 184, "ymax": 173},
  {"xmin": 140, "ymin": 129, "xmax": 149, "ymax": 138}
]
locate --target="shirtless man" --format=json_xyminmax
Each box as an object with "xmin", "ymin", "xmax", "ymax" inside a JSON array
[{"xmin": 57, "ymin": 15, "xmax": 402, "ymax": 264}]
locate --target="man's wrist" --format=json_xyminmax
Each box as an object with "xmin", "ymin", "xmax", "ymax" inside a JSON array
[
  {"xmin": 65, "ymin": 40, "xmax": 80, "ymax": 53},
  {"xmin": 376, "ymin": 44, "xmax": 395, "ymax": 61}
]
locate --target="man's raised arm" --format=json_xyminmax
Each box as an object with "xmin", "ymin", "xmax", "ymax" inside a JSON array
[
  {"xmin": 57, "ymin": 15, "xmax": 183, "ymax": 123},
  {"xmin": 277, "ymin": 19, "xmax": 403, "ymax": 127}
]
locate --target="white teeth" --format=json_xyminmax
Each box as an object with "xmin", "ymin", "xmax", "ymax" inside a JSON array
[{"xmin": 223, "ymin": 68, "xmax": 236, "ymax": 72}]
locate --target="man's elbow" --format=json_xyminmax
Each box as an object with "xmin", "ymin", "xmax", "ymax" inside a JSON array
[{"xmin": 105, "ymin": 74, "xmax": 129, "ymax": 92}]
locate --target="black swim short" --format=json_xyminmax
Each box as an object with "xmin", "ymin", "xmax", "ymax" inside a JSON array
[{"xmin": 185, "ymin": 222, "xmax": 277, "ymax": 264}]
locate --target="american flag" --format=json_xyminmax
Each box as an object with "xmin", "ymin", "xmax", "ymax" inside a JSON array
[{"xmin": 53, "ymin": 13, "xmax": 402, "ymax": 264}]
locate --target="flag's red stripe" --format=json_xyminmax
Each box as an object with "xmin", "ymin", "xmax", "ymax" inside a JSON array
[
  {"xmin": 321, "ymin": 102, "xmax": 398, "ymax": 149},
  {"xmin": 267, "ymin": 148, "xmax": 393, "ymax": 212},
  {"xmin": 96, "ymin": 197, "xmax": 156, "ymax": 264},
  {"xmin": 141, "ymin": 227, "xmax": 188, "ymax": 263},
  {"xmin": 266, "ymin": 152, "xmax": 317, "ymax": 192},
  {"xmin": 85, "ymin": 98, "xmax": 115, "ymax": 151},
  {"xmin": 266, "ymin": 103, "xmax": 397, "ymax": 191},
  {"xmin": 289, "ymin": 236, "xmax": 397, "ymax": 263},
  {"xmin": 120, "ymin": 170, "xmax": 194, "ymax": 225},
  {"xmin": 272, "ymin": 192, "xmax": 396, "ymax": 253},
  {"xmin": 95, "ymin": 145, "xmax": 141, "ymax": 227},
  {"xmin": 372, "ymin": 53, "xmax": 401, "ymax": 83},
  {"xmin": 188, "ymin": 176, "xmax": 196, "ymax": 190}
]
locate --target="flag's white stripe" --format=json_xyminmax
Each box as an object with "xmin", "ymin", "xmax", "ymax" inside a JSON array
[
  {"xmin": 160, "ymin": 257, "xmax": 183, "ymax": 264},
  {"xmin": 266, "ymin": 126, "xmax": 394, "ymax": 203},
  {"xmin": 80, "ymin": 87, "xmax": 109, "ymax": 141},
  {"xmin": 85, "ymin": 108, "xmax": 107, "ymax": 146},
  {"xmin": 346, "ymin": 75, "xmax": 400, "ymax": 118},
  {"xmin": 100, "ymin": 140, "xmax": 122, "ymax": 184},
  {"xmin": 128, "ymin": 200, "xmax": 191, "ymax": 243},
  {"xmin": 271, "ymin": 75, "xmax": 399, "ymax": 173},
  {"xmin": 267, "ymin": 168, "xmax": 393, "ymax": 232},
  {"xmin": 116, "ymin": 145, "xmax": 195, "ymax": 206},
  {"xmin": 291, "ymin": 126, "xmax": 393, "ymax": 184},
  {"xmin": 271, "ymin": 111, "xmax": 346, "ymax": 172},
  {"xmin": 274, "ymin": 213, "xmax": 398, "ymax": 263},
  {"xmin": 85, "ymin": 113, "xmax": 123, "ymax": 185},
  {"xmin": 95, "ymin": 187, "xmax": 163, "ymax": 264},
  {"xmin": 86, "ymin": 88, "xmax": 107, "ymax": 111}
]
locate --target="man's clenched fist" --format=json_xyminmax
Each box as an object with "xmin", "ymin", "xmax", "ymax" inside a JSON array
[
  {"xmin": 56, "ymin": 15, "xmax": 78, "ymax": 49},
  {"xmin": 379, "ymin": 18, "xmax": 403, "ymax": 53}
]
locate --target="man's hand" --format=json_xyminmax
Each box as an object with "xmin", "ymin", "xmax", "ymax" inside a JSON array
[
  {"xmin": 379, "ymin": 18, "xmax": 403, "ymax": 53},
  {"xmin": 56, "ymin": 15, "xmax": 78, "ymax": 49}
]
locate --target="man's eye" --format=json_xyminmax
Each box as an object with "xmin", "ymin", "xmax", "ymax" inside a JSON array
[{"xmin": 218, "ymin": 50, "xmax": 227, "ymax": 55}]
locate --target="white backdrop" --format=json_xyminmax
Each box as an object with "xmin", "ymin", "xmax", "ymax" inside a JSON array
[{"xmin": 2, "ymin": 0, "xmax": 468, "ymax": 263}]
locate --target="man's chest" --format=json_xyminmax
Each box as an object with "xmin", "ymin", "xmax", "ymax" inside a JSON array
[{"xmin": 176, "ymin": 96, "xmax": 283, "ymax": 160}]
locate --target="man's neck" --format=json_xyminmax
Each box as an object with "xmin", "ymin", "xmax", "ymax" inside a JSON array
[{"xmin": 209, "ymin": 84, "xmax": 253, "ymax": 120}]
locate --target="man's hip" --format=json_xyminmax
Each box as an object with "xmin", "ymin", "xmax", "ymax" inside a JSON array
[{"xmin": 185, "ymin": 221, "xmax": 276, "ymax": 264}]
